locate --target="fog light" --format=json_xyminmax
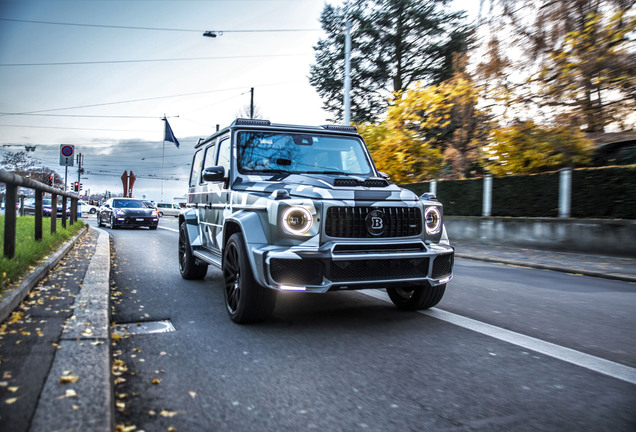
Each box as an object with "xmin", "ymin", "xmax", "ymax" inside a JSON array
[{"xmin": 280, "ymin": 285, "xmax": 307, "ymax": 291}]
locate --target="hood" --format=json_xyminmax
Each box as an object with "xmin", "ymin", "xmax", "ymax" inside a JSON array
[
  {"xmin": 120, "ymin": 208, "xmax": 154, "ymax": 216},
  {"xmin": 233, "ymin": 174, "xmax": 419, "ymax": 201}
]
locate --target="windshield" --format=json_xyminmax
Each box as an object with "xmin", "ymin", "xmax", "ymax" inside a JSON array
[
  {"xmin": 237, "ymin": 131, "xmax": 374, "ymax": 176},
  {"xmin": 113, "ymin": 199, "xmax": 146, "ymax": 208}
]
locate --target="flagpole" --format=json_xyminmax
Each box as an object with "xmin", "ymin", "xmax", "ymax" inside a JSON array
[
  {"xmin": 161, "ymin": 115, "xmax": 165, "ymax": 202},
  {"xmin": 161, "ymin": 115, "xmax": 179, "ymax": 202}
]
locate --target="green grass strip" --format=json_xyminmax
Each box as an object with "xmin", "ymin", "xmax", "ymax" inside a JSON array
[{"xmin": 0, "ymin": 216, "xmax": 85, "ymax": 292}]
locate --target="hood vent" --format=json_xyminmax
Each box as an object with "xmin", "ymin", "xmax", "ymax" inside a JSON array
[{"xmin": 334, "ymin": 178, "xmax": 389, "ymax": 188}]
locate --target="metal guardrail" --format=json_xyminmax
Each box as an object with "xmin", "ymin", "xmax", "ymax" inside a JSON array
[{"xmin": 1, "ymin": 169, "xmax": 80, "ymax": 259}]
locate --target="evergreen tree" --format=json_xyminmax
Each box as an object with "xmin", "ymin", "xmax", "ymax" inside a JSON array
[{"xmin": 309, "ymin": 0, "xmax": 472, "ymax": 123}]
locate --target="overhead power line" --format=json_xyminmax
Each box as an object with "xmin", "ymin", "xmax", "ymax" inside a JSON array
[
  {"xmin": 0, "ymin": 18, "xmax": 320, "ymax": 34},
  {"xmin": 0, "ymin": 86, "xmax": 248, "ymax": 116},
  {"xmin": 0, "ymin": 53, "xmax": 310, "ymax": 67}
]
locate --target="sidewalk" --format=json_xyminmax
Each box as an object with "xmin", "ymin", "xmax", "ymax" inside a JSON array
[
  {"xmin": 0, "ymin": 225, "xmax": 111, "ymax": 432},
  {"xmin": 454, "ymin": 241, "xmax": 636, "ymax": 283},
  {"xmin": 1, "ymin": 228, "xmax": 635, "ymax": 431}
]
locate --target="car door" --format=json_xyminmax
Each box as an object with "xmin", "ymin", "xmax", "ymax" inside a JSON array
[
  {"xmin": 198, "ymin": 140, "xmax": 218, "ymax": 251},
  {"xmin": 210, "ymin": 136, "xmax": 232, "ymax": 253}
]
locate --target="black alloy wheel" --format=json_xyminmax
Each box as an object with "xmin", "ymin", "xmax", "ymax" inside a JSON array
[{"xmin": 222, "ymin": 232, "xmax": 276, "ymax": 324}]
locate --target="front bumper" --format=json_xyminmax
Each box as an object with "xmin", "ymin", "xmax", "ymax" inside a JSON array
[
  {"xmin": 255, "ymin": 240, "xmax": 454, "ymax": 293},
  {"xmin": 114, "ymin": 216, "xmax": 158, "ymax": 228}
]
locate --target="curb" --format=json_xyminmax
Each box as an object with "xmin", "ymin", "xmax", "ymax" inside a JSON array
[
  {"xmin": 455, "ymin": 253, "xmax": 636, "ymax": 283},
  {"xmin": 0, "ymin": 225, "xmax": 89, "ymax": 325},
  {"xmin": 30, "ymin": 227, "xmax": 113, "ymax": 431}
]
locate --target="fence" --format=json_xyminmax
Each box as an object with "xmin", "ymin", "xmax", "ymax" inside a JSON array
[
  {"xmin": 1, "ymin": 169, "xmax": 80, "ymax": 259},
  {"xmin": 403, "ymin": 165, "xmax": 636, "ymax": 219}
]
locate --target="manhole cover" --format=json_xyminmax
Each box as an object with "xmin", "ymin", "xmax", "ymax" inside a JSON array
[{"xmin": 113, "ymin": 319, "xmax": 175, "ymax": 336}]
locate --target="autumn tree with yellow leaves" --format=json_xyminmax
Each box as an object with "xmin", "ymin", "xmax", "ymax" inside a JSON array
[
  {"xmin": 484, "ymin": 121, "xmax": 593, "ymax": 175},
  {"xmin": 360, "ymin": 66, "xmax": 491, "ymax": 181}
]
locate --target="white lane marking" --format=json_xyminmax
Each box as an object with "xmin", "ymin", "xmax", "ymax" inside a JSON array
[
  {"xmin": 361, "ymin": 289, "xmax": 636, "ymax": 385},
  {"xmin": 159, "ymin": 226, "xmax": 179, "ymax": 233}
]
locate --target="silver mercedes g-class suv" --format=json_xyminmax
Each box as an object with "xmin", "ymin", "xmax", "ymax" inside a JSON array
[{"xmin": 178, "ymin": 119, "xmax": 454, "ymax": 323}]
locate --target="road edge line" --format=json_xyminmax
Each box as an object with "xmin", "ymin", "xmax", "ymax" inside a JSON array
[{"xmin": 361, "ymin": 289, "xmax": 636, "ymax": 385}]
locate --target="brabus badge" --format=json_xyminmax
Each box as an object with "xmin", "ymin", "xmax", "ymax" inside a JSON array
[{"xmin": 365, "ymin": 209, "xmax": 386, "ymax": 236}]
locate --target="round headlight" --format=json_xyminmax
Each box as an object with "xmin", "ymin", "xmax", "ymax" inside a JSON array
[
  {"xmin": 424, "ymin": 206, "xmax": 442, "ymax": 235},
  {"xmin": 282, "ymin": 206, "xmax": 312, "ymax": 235}
]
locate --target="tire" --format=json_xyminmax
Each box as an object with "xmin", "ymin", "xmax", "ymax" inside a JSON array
[
  {"xmin": 110, "ymin": 214, "xmax": 118, "ymax": 229},
  {"xmin": 90, "ymin": 208, "xmax": 97, "ymax": 214},
  {"xmin": 223, "ymin": 232, "xmax": 276, "ymax": 324},
  {"xmin": 97, "ymin": 213, "xmax": 105, "ymax": 227},
  {"xmin": 387, "ymin": 283, "xmax": 446, "ymax": 311},
  {"xmin": 149, "ymin": 225, "xmax": 158, "ymax": 230},
  {"xmin": 178, "ymin": 223, "xmax": 207, "ymax": 279},
  {"xmin": 159, "ymin": 211, "xmax": 164, "ymax": 217}
]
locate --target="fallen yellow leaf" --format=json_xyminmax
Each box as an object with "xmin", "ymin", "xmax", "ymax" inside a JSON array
[{"xmin": 60, "ymin": 375, "xmax": 79, "ymax": 384}]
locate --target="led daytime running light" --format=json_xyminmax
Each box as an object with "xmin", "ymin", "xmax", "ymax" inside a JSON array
[
  {"xmin": 282, "ymin": 206, "xmax": 312, "ymax": 235},
  {"xmin": 424, "ymin": 206, "xmax": 442, "ymax": 235}
]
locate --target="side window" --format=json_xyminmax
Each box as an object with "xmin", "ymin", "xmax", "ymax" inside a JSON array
[
  {"xmin": 189, "ymin": 149, "xmax": 205, "ymax": 187},
  {"xmin": 217, "ymin": 138, "xmax": 230, "ymax": 178},
  {"xmin": 203, "ymin": 141, "xmax": 218, "ymax": 171}
]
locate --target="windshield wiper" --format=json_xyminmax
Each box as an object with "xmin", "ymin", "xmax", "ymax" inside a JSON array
[
  {"xmin": 247, "ymin": 169, "xmax": 301, "ymax": 176},
  {"xmin": 306, "ymin": 170, "xmax": 350, "ymax": 175}
]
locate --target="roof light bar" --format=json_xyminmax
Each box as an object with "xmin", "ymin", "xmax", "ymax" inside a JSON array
[
  {"xmin": 232, "ymin": 118, "xmax": 271, "ymax": 126},
  {"xmin": 321, "ymin": 124, "xmax": 357, "ymax": 132}
]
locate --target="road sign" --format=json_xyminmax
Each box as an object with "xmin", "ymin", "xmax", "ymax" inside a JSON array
[{"xmin": 59, "ymin": 145, "xmax": 75, "ymax": 166}]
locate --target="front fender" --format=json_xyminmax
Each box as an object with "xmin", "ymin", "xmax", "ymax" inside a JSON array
[
  {"xmin": 180, "ymin": 208, "xmax": 203, "ymax": 247},
  {"xmin": 225, "ymin": 211, "xmax": 270, "ymax": 287}
]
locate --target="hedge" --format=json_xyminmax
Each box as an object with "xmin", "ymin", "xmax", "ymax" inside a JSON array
[
  {"xmin": 571, "ymin": 166, "xmax": 636, "ymax": 219},
  {"xmin": 403, "ymin": 165, "xmax": 636, "ymax": 219}
]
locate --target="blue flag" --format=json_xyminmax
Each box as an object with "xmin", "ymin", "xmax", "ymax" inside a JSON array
[{"xmin": 163, "ymin": 118, "xmax": 180, "ymax": 148}]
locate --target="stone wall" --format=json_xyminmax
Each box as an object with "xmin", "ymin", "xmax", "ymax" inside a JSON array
[{"xmin": 445, "ymin": 216, "xmax": 636, "ymax": 256}]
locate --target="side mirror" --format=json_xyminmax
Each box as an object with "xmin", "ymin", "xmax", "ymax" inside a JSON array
[
  {"xmin": 379, "ymin": 172, "xmax": 390, "ymax": 180},
  {"xmin": 202, "ymin": 166, "xmax": 225, "ymax": 182}
]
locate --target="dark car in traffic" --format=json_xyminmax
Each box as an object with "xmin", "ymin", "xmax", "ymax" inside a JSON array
[
  {"xmin": 23, "ymin": 198, "xmax": 71, "ymax": 218},
  {"xmin": 97, "ymin": 198, "xmax": 158, "ymax": 230}
]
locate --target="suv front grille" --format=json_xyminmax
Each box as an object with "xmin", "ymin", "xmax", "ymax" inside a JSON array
[{"xmin": 325, "ymin": 206, "xmax": 422, "ymax": 238}]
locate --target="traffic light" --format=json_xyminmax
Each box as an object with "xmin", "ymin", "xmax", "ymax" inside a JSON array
[
  {"xmin": 74, "ymin": 181, "xmax": 79, "ymax": 192},
  {"xmin": 48, "ymin": 176, "xmax": 54, "ymax": 186}
]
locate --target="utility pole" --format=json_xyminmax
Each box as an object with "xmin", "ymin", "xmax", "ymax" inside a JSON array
[
  {"xmin": 250, "ymin": 87, "xmax": 254, "ymax": 119},
  {"xmin": 343, "ymin": 21, "xmax": 352, "ymax": 126},
  {"xmin": 77, "ymin": 153, "xmax": 83, "ymax": 185}
]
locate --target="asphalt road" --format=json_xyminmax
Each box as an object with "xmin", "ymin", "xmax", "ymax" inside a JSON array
[{"xmin": 99, "ymin": 216, "xmax": 636, "ymax": 432}]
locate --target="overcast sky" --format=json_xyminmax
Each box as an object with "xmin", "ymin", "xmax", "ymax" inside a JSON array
[{"xmin": 0, "ymin": 0, "xmax": 477, "ymax": 202}]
